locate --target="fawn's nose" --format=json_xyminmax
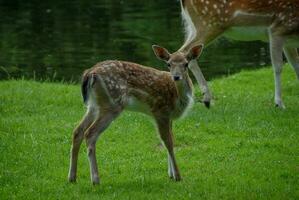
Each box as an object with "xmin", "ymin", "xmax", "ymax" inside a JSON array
[{"xmin": 173, "ymin": 75, "xmax": 181, "ymax": 81}]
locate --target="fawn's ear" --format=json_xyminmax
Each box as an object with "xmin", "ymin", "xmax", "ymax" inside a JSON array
[
  {"xmin": 186, "ymin": 44, "xmax": 204, "ymax": 61},
  {"xmin": 152, "ymin": 45, "xmax": 170, "ymax": 61}
]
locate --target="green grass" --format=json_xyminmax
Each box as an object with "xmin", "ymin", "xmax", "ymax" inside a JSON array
[{"xmin": 0, "ymin": 66, "xmax": 298, "ymax": 199}]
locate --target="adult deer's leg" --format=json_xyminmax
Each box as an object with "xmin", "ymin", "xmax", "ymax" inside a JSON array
[
  {"xmin": 269, "ymin": 30, "xmax": 285, "ymax": 108},
  {"xmin": 68, "ymin": 108, "xmax": 97, "ymax": 182},
  {"xmin": 156, "ymin": 118, "xmax": 181, "ymax": 181},
  {"xmin": 84, "ymin": 106, "xmax": 122, "ymax": 185},
  {"xmin": 283, "ymin": 47, "xmax": 299, "ymax": 79},
  {"xmin": 188, "ymin": 60, "xmax": 212, "ymax": 107},
  {"xmin": 179, "ymin": 25, "xmax": 223, "ymax": 107}
]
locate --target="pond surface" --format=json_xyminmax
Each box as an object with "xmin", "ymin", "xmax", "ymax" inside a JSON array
[{"xmin": 0, "ymin": 0, "xmax": 271, "ymax": 82}]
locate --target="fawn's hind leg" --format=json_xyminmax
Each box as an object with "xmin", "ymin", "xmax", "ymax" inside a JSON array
[
  {"xmin": 284, "ymin": 47, "xmax": 299, "ymax": 79},
  {"xmin": 84, "ymin": 106, "xmax": 122, "ymax": 185},
  {"xmin": 269, "ymin": 31, "xmax": 285, "ymax": 108},
  {"xmin": 68, "ymin": 108, "xmax": 97, "ymax": 182}
]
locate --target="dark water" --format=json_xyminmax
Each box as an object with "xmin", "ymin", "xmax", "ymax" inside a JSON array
[{"xmin": 0, "ymin": 0, "xmax": 270, "ymax": 82}]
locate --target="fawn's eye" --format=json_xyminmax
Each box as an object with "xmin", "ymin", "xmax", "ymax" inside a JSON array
[
  {"xmin": 167, "ymin": 63, "xmax": 171, "ymax": 68},
  {"xmin": 184, "ymin": 62, "xmax": 189, "ymax": 68}
]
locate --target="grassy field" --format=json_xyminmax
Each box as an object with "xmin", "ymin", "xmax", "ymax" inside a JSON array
[{"xmin": 0, "ymin": 66, "xmax": 298, "ymax": 199}]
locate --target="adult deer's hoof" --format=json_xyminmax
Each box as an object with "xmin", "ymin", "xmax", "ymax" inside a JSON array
[
  {"xmin": 275, "ymin": 99, "xmax": 285, "ymax": 109},
  {"xmin": 204, "ymin": 101, "xmax": 210, "ymax": 108},
  {"xmin": 275, "ymin": 103, "xmax": 285, "ymax": 109}
]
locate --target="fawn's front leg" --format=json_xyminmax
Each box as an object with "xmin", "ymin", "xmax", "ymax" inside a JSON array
[{"xmin": 156, "ymin": 118, "xmax": 181, "ymax": 181}]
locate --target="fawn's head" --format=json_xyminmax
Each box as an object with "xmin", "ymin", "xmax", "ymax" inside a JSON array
[{"xmin": 152, "ymin": 44, "xmax": 204, "ymax": 81}]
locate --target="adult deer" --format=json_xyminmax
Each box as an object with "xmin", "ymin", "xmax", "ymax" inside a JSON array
[
  {"xmin": 179, "ymin": 0, "xmax": 299, "ymax": 108},
  {"xmin": 68, "ymin": 45, "xmax": 204, "ymax": 184}
]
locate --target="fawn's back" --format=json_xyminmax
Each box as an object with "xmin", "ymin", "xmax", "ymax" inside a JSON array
[{"xmin": 82, "ymin": 60, "xmax": 192, "ymax": 118}]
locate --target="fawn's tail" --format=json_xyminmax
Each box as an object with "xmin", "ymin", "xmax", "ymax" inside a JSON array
[{"xmin": 81, "ymin": 71, "xmax": 96, "ymax": 105}]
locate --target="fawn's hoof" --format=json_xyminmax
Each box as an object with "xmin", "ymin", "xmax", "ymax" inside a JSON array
[
  {"xmin": 170, "ymin": 174, "xmax": 182, "ymax": 182},
  {"xmin": 68, "ymin": 176, "xmax": 76, "ymax": 183},
  {"xmin": 92, "ymin": 177, "xmax": 100, "ymax": 185}
]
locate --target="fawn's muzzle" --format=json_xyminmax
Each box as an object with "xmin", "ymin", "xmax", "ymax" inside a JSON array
[{"xmin": 173, "ymin": 75, "xmax": 181, "ymax": 81}]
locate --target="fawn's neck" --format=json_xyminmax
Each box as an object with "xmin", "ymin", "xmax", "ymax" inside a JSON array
[{"xmin": 173, "ymin": 73, "xmax": 193, "ymax": 118}]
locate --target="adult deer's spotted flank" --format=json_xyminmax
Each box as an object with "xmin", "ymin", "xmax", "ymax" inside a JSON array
[
  {"xmin": 179, "ymin": 0, "xmax": 299, "ymax": 108},
  {"xmin": 68, "ymin": 45, "xmax": 204, "ymax": 184}
]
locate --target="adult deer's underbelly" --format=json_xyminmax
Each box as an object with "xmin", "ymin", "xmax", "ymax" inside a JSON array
[
  {"xmin": 223, "ymin": 26, "xmax": 299, "ymax": 47},
  {"xmin": 223, "ymin": 26, "xmax": 269, "ymax": 42}
]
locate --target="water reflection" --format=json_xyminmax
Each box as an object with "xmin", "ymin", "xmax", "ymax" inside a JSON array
[{"xmin": 0, "ymin": 0, "xmax": 270, "ymax": 82}]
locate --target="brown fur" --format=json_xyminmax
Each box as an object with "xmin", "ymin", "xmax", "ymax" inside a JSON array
[
  {"xmin": 182, "ymin": 0, "xmax": 299, "ymax": 45},
  {"xmin": 180, "ymin": 0, "xmax": 299, "ymax": 108},
  {"xmin": 68, "ymin": 45, "xmax": 203, "ymax": 184},
  {"xmin": 85, "ymin": 60, "xmax": 190, "ymax": 117}
]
